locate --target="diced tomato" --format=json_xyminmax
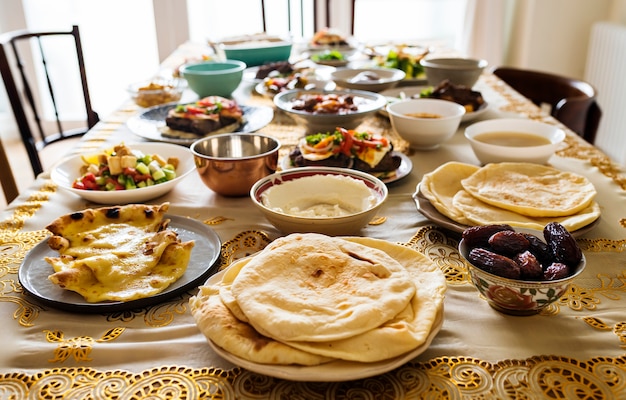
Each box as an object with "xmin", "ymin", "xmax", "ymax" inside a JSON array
[
  {"xmin": 184, "ymin": 105, "xmax": 206, "ymax": 115},
  {"xmin": 72, "ymin": 180, "xmax": 87, "ymax": 190}
]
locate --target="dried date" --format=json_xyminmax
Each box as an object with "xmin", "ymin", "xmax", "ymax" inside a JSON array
[
  {"xmin": 463, "ymin": 222, "xmax": 582, "ymax": 282},
  {"xmin": 468, "ymin": 248, "xmax": 521, "ymax": 279},
  {"xmin": 462, "ymin": 224, "xmax": 514, "ymax": 248},
  {"xmin": 488, "ymin": 231, "xmax": 530, "ymax": 255},
  {"xmin": 543, "ymin": 222, "xmax": 582, "ymax": 267},
  {"xmin": 543, "ymin": 262, "xmax": 571, "ymax": 280},
  {"xmin": 514, "ymin": 251, "xmax": 543, "ymax": 279},
  {"xmin": 523, "ymin": 233, "xmax": 553, "ymax": 266}
]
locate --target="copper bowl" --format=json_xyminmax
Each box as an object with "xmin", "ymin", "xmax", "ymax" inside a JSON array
[{"xmin": 190, "ymin": 133, "xmax": 281, "ymax": 196}]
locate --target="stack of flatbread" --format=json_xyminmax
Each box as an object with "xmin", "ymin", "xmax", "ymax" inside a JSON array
[
  {"xmin": 419, "ymin": 162, "xmax": 600, "ymax": 231},
  {"xmin": 189, "ymin": 233, "xmax": 446, "ymax": 366}
]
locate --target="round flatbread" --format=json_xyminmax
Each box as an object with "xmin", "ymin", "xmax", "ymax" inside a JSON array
[
  {"xmin": 282, "ymin": 237, "xmax": 446, "ymax": 362},
  {"xmin": 452, "ymin": 190, "xmax": 601, "ymax": 231},
  {"xmin": 460, "ymin": 162, "xmax": 597, "ymax": 217},
  {"xmin": 420, "ymin": 161, "xmax": 480, "ymax": 225},
  {"xmin": 230, "ymin": 233, "xmax": 417, "ymax": 343},
  {"xmin": 189, "ymin": 280, "xmax": 334, "ymax": 366}
]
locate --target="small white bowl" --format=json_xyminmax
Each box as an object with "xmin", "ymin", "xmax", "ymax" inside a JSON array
[
  {"xmin": 464, "ymin": 118, "xmax": 565, "ymax": 164},
  {"xmin": 386, "ymin": 98, "xmax": 465, "ymax": 150},
  {"xmin": 420, "ymin": 57, "xmax": 488, "ymax": 88},
  {"xmin": 51, "ymin": 142, "xmax": 195, "ymax": 204},
  {"xmin": 250, "ymin": 167, "xmax": 388, "ymax": 236},
  {"xmin": 331, "ymin": 67, "xmax": 406, "ymax": 92}
]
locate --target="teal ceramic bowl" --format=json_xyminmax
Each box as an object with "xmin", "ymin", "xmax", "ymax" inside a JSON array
[
  {"xmin": 181, "ymin": 60, "xmax": 246, "ymax": 98},
  {"xmin": 223, "ymin": 42, "xmax": 292, "ymax": 67}
]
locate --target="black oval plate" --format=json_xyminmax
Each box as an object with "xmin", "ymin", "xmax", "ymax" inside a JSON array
[
  {"xmin": 127, "ymin": 104, "xmax": 274, "ymax": 146},
  {"xmin": 18, "ymin": 215, "xmax": 221, "ymax": 313}
]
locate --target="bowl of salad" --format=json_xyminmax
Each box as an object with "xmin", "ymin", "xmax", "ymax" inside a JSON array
[{"xmin": 50, "ymin": 142, "xmax": 195, "ymax": 204}]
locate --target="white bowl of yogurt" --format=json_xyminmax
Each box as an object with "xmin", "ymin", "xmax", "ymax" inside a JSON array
[{"xmin": 250, "ymin": 167, "xmax": 388, "ymax": 236}]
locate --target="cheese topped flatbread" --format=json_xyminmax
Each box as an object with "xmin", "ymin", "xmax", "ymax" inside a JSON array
[{"xmin": 44, "ymin": 203, "xmax": 194, "ymax": 303}]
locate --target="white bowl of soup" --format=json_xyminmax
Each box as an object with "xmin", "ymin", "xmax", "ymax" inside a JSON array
[
  {"xmin": 465, "ymin": 118, "xmax": 565, "ymax": 164},
  {"xmin": 386, "ymin": 98, "xmax": 465, "ymax": 150}
]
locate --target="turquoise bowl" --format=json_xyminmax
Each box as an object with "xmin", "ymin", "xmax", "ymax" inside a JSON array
[
  {"xmin": 223, "ymin": 42, "xmax": 292, "ymax": 67},
  {"xmin": 181, "ymin": 60, "xmax": 246, "ymax": 98}
]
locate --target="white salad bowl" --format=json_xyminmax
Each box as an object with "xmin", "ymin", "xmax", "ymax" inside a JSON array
[{"xmin": 51, "ymin": 142, "xmax": 195, "ymax": 204}]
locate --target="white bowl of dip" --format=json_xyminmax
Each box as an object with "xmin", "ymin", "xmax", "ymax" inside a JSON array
[{"xmin": 250, "ymin": 167, "xmax": 388, "ymax": 236}]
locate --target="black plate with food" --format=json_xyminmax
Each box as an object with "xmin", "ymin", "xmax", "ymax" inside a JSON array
[
  {"xmin": 280, "ymin": 151, "xmax": 412, "ymax": 184},
  {"xmin": 127, "ymin": 104, "xmax": 274, "ymax": 146},
  {"xmin": 18, "ymin": 215, "xmax": 222, "ymax": 313}
]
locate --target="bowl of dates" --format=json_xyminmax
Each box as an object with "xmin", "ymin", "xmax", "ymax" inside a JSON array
[{"xmin": 459, "ymin": 222, "xmax": 586, "ymax": 316}]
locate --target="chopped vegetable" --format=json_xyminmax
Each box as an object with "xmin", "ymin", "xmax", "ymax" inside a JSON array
[{"xmin": 72, "ymin": 143, "xmax": 179, "ymax": 191}]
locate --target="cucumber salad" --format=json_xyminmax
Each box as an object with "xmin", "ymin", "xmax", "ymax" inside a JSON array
[{"xmin": 72, "ymin": 143, "xmax": 179, "ymax": 191}]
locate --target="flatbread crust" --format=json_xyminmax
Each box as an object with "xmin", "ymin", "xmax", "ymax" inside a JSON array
[
  {"xmin": 460, "ymin": 162, "xmax": 597, "ymax": 217},
  {"xmin": 230, "ymin": 233, "xmax": 417, "ymax": 342},
  {"xmin": 452, "ymin": 189, "xmax": 601, "ymax": 231},
  {"xmin": 420, "ymin": 161, "xmax": 480, "ymax": 225}
]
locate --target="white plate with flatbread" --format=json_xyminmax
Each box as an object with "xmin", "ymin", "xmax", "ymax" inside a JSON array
[
  {"xmin": 196, "ymin": 235, "xmax": 445, "ymax": 382},
  {"xmin": 127, "ymin": 104, "xmax": 274, "ymax": 146},
  {"xmin": 18, "ymin": 215, "xmax": 222, "ymax": 313},
  {"xmin": 413, "ymin": 183, "xmax": 599, "ymax": 237}
]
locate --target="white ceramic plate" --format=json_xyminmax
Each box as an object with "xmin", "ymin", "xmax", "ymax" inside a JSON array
[
  {"xmin": 204, "ymin": 260, "xmax": 443, "ymax": 382},
  {"xmin": 380, "ymin": 86, "xmax": 490, "ymax": 122},
  {"xmin": 279, "ymin": 151, "xmax": 412, "ymax": 185},
  {"xmin": 412, "ymin": 183, "xmax": 600, "ymax": 237},
  {"xmin": 18, "ymin": 214, "xmax": 221, "ymax": 313},
  {"xmin": 50, "ymin": 142, "xmax": 195, "ymax": 204},
  {"xmin": 126, "ymin": 104, "xmax": 274, "ymax": 146}
]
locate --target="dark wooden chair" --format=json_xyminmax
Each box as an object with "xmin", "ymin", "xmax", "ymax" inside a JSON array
[
  {"xmin": 493, "ymin": 67, "xmax": 602, "ymax": 144},
  {"xmin": 0, "ymin": 25, "xmax": 99, "ymax": 178},
  {"xmin": 0, "ymin": 137, "xmax": 19, "ymax": 204}
]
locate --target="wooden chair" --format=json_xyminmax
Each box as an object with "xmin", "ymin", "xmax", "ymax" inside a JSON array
[
  {"xmin": 493, "ymin": 67, "xmax": 602, "ymax": 144},
  {"xmin": 0, "ymin": 137, "xmax": 19, "ymax": 204},
  {"xmin": 0, "ymin": 25, "xmax": 99, "ymax": 178}
]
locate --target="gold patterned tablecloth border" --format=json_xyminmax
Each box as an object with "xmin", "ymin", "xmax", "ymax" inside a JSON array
[
  {"xmin": 2, "ymin": 225, "xmax": 626, "ymax": 398},
  {"xmin": 1, "ymin": 355, "xmax": 624, "ymax": 399}
]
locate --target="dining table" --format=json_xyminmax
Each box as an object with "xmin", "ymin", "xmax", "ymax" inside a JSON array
[{"xmin": 1, "ymin": 41, "xmax": 625, "ymax": 399}]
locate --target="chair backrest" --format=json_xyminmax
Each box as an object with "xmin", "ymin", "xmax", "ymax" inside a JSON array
[
  {"xmin": 0, "ymin": 25, "xmax": 99, "ymax": 177},
  {"xmin": 493, "ymin": 67, "xmax": 602, "ymax": 144},
  {"xmin": 0, "ymin": 137, "xmax": 19, "ymax": 204}
]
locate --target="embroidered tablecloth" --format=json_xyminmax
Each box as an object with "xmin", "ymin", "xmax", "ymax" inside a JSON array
[{"xmin": 1, "ymin": 43, "xmax": 624, "ymax": 399}]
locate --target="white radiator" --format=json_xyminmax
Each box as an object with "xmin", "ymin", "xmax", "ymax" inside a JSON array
[{"xmin": 584, "ymin": 22, "xmax": 626, "ymax": 166}]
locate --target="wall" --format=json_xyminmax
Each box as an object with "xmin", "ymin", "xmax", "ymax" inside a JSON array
[{"xmin": 506, "ymin": 0, "xmax": 612, "ymax": 79}]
